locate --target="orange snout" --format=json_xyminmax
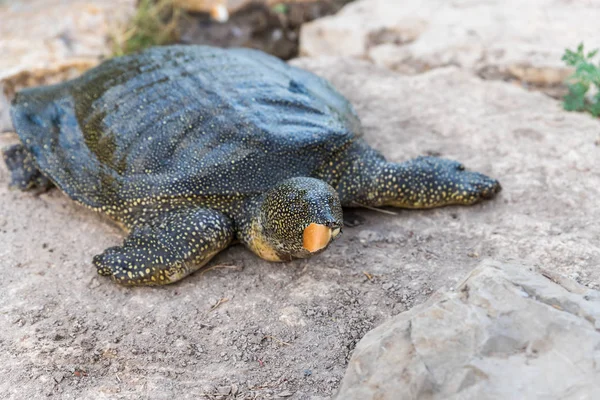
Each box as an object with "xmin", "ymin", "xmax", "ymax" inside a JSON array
[{"xmin": 303, "ymin": 223, "xmax": 333, "ymax": 253}]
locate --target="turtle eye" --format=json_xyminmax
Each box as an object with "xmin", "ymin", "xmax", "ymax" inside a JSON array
[
  {"xmin": 332, "ymin": 227, "xmax": 341, "ymax": 238},
  {"xmin": 457, "ymin": 164, "xmax": 465, "ymax": 171}
]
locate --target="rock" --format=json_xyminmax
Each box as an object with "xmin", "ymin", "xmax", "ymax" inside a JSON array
[
  {"xmin": 0, "ymin": 0, "xmax": 136, "ymax": 132},
  {"xmin": 277, "ymin": 390, "xmax": 295, "ymax": 397},
  {"xmin": 217, "ymin": 385, "xmax": 231, "ymax": 395},
  {"xmin": 52, "ymin": 372, "xmax": 64, "ymax": 384},
  {"xmin": 335, "ymin": 261, "xmax": 600, "ymax": 400},
  {"xmin": 300, "ymin": 0, "xmax": 598, "ymax": 86}
]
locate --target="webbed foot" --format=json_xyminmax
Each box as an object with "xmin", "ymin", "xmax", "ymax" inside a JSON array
[{"xmin": 94, "ymin": 208, "xmax": 234, "ymax": 286}]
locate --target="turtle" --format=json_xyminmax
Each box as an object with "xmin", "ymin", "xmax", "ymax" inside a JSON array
[{"xmin": 3, "ymin": 45, "xmax": 501, "ymax": 286}]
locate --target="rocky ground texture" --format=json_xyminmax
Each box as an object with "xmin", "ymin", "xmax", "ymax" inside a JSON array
[
  {"xmin": 335, "ymin": 261, "xmax": 600, "ymax": 399},
  {"xmin": 1, "ymin": 0, "xmax": 600, "ymax": 399}
]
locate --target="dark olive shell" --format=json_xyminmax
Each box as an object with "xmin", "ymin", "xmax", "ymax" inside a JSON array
[{"xmin": 11, "ymin": 46, "xmax": 361, "ymax": 209}]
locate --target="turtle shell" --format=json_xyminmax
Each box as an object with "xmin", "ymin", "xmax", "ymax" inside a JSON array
[{"xmin": 11, "ymin": 46, "xmax": 361, "ymax": 210}]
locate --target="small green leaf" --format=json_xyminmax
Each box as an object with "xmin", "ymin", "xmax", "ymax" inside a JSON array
[
  {"xmin": 586, "ymin": 101, "xmax": 600, "ymax": 117},
  {"xmin": 576, "ymin": 63, "xmax": 596, "ymax": 83},
  {"xmin": 562, "ymin": 43, "xmax": 600, "ymax": 117},
  {"xmin": 561, "ymin": 49, "xmax": 578, "ymax": 65},
  {"xmin": 563, "ymin": 82, "xmax": 588, "ymax": 112},
  {"xmin": 271, "ymin": 3, "xmax": 288, "ymax": 14},
  {"xmin": 588, "ymin": 92, "xmax": 600, "ymax": 117}
]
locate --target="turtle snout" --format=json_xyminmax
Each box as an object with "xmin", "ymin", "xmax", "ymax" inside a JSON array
[
  {"xmin": 465, "ymin": 172, "xmax": 501, "ymax": 202},
  {"xmin": 482, "ymin": 178, "xmax": 501, "ymax": 199}
]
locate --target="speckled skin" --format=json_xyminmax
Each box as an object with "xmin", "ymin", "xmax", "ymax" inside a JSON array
[{"xmin": 6, "ymin": 45, "xmax": 500, "ymax": 286}]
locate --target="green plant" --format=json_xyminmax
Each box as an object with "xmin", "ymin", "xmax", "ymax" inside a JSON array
[
  {"xmin": 271, "ymin": 3, "xmax": 289, "ymax": 14},
  {"xmin": 111, "ymin": 0, "xmax": 183, "ymax": 57},
  {"xmin": 562, "ymin": 43, "xmax": 600, "ymax": 117}
]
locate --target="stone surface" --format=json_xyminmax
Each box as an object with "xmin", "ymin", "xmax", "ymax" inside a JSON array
[
  {"xmin": 334, "ymin": 261, "xmax": 600, "ymax": 400},
  {"xmin": 1, "ymin": 57, "xmax": 599, "ymax": 398},
  {"xmin": 0, "ymin": 0, "xmax": 136, "ymax": 132},
  {"xmin": 300, "ymin": 0, "xmax": 599, "ymax": 86}
]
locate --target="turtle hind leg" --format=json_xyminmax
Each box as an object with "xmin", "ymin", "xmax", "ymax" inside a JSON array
[
  {"xmin": 2, "ymin": 143, "xmax": 53, "ymax": 192},
  {"xmin": 94, "ymin": 207, "xmax": 234, "ymax": 286}
]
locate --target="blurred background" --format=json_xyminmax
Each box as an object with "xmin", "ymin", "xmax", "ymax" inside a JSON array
[
  {"xmin": 0, "ymin": 0, "xmax": 356, "ymax": 131},
  {"xmin": 2, "ymin": 0, "xmax": 598, "ymax": 134}
]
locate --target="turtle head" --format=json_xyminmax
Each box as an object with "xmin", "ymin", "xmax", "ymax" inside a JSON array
[{"xmin": 245, "ymin": 177, "xmax": 343, "ymax": 261}]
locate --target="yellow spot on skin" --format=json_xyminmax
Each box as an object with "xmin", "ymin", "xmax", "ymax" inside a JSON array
[{"xmin": 303, "ymin": 223, "xmax": 332, "ymax": 253}]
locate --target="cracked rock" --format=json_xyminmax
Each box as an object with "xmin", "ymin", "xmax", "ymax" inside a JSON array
[{"xmin": 334, "ymin": 261, "xmax": 600, "ymax": 400}]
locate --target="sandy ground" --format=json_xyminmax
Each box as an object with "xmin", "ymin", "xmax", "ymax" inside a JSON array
[
  {"xmin": 1, "ymin": 58, "xmax": 599, "ymax": 399},
  {"xmin": 0, "ymin": 132, "xmax": 469, "ymax": 399},
  {"xmin": 1, "ymin": 131, "xmax": 472, "ymax": 399}
]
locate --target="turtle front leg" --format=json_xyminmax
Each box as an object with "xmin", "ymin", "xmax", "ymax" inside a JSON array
[
  {"xmin": 335, "ymin": 142, "xmax": 500, "ymax": 209},
  {"xmin": 2, "ymin": 143, "xmax": 53, "ymax": 192},
  {"xmin": 94, "ymin": 208, "xmax": 234, "ymax": 286}
]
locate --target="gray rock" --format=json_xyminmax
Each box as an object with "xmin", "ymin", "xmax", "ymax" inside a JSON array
[
  {"xmin": 335, "ymin": 261, "xmax": 600, "ymax": 400},
  {"xmin": 300, "ymin": 0, "xmax": 599, "ymax": 86}
]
